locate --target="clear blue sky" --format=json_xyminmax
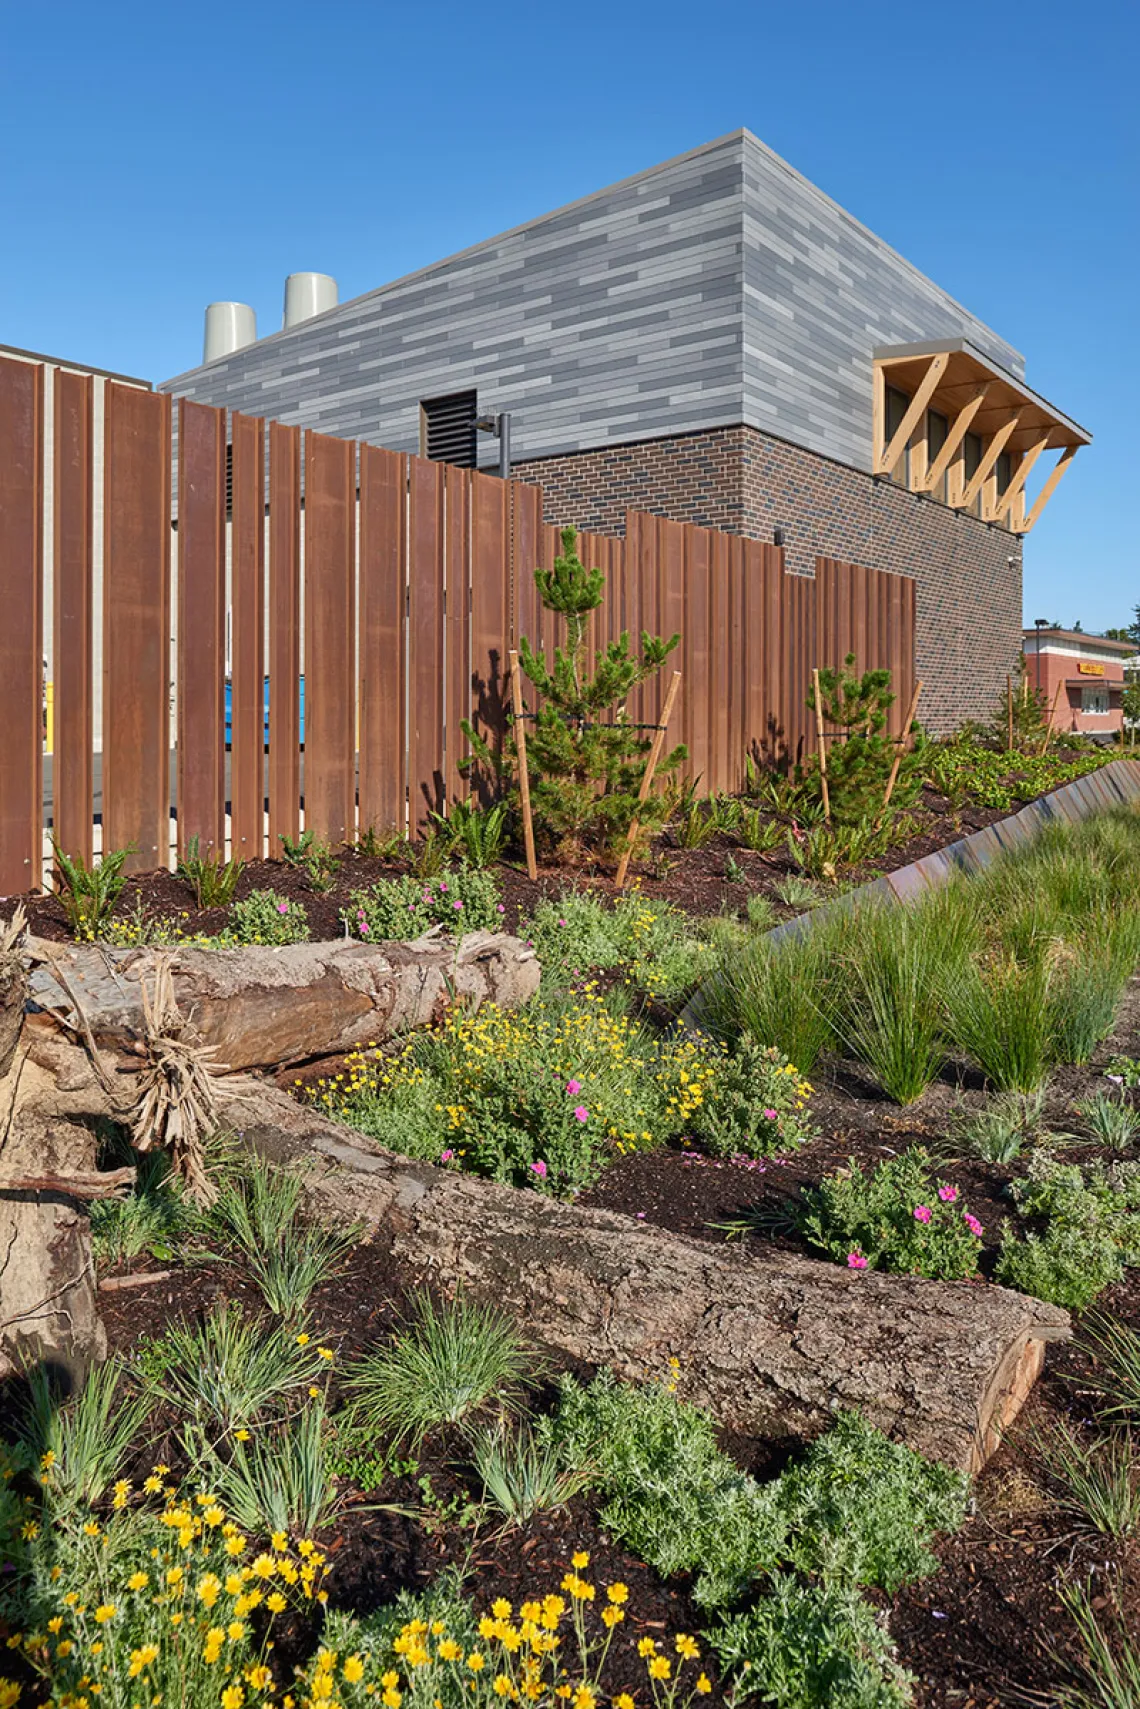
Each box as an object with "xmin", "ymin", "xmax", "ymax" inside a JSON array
[{"xmin": 3, "ymin": 1, "xmax": 1136, "ymax": 631}]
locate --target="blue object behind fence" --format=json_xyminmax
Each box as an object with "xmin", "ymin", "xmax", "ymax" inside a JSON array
[{"xmin": 224, "ymin": 677, "xmax": 305, "ymax": 746}]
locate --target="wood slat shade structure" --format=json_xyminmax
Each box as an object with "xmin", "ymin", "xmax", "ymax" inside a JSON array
[
  {"xmin": 0, "ymin": 352, "xmax": 919, "ymax": 887},
  {"xmin": 873, "ymin": 339, "xmax": 1090, "ymax": 534}
]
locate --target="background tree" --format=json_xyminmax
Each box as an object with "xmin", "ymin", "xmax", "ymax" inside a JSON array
[{"xmin": 465, "ymin": 526, "xmax": 684, "ymax": 864}]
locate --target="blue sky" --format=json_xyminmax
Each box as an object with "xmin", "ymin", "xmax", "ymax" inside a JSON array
[{"xmin": 2, "ymin": 1, "xmax": 1135, "ymax": 630}]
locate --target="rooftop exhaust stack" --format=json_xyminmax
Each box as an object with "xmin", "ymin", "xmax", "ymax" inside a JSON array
[
  {"xmin": 283, "ymin": 272, "xmax": 338, "ymax": 329},
  {"xmin": 203, "ymin": 301, "xmax": 257, "ymax": 364}
]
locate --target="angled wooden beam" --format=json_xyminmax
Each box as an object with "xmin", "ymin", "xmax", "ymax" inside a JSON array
[
  {"xmin": 1016, "ymin": 446, "xmax": 1078, "ymax": 535},
  {"xmin": 919, "ymin": 384, "xmax": 992, "ymax": 493},
  {"xmin": 875, "ymin": 353, "xmax": 950, "ymax": 476},
  {"xmin": 993, "ymin": 434, "xmax": 1051, "ymax": 523},
  {"xmin": 961, "ymin": 413, "xmax": 1021, "ymax": 511}
]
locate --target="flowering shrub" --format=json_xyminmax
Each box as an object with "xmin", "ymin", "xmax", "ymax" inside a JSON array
[
  {"xmin": 225, "ymin": 888, "xmax": 311, "ymax": 946},
  {"xmin": 297, "ymin": 1555, "xmax": 712, "ymax": 1709},
  {"xmin": 1, "ymin": 1463, "xmax": 328, "ymax": 1709},
  {"xmin": 799, "ymin": 1149, "xmax": 984, "ymax": 1280},
  {"xmin": 697, "ymin": 1039, "xmax": 815, "ymax": 1159},
  {"xmin": 303, "ymin": 992, "xmax": 716, "ymax": 1196},
  {"xmin": 342, "ymin": 870, "xmax": 503, "ymax": 941}
]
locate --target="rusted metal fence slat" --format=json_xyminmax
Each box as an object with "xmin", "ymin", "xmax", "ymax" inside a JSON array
[
  {"xmin": 0, "ymin": 357, "xmax": 44, "ymax": 892},
  {"xmin": 176, "ymin": 399, "xmax": 226, "ymax": 858},
  {"xmin": 53, "ymin": 369, "xmax": 94, "ymax": 867}
]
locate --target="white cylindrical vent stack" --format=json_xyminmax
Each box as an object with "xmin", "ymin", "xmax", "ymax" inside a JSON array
[
  {"xmin": 283, "ymin": 272, "xmax": 338, "ymax": 329},
  {"xmin": 203, "ymin": 301, "xmax": 257, "ymax": 363}
]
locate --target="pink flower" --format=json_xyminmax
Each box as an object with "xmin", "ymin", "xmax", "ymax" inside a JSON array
[
  {"xmin": 440, "ymin": 1149, "xmax": 455, "ymax": 1163},
  {"xmin": 847, "ymin": 1252, "xmax": 868, "ymax": 1270},
  {"xmin": 566, "ymin": 1079, "xmax": 582, "ymax": 1095},
  {"xmin": 763, "ymin": 1108, "xmax": 778, "ymax": 1120},
  {"xmin": 558, "ymin": 917, "xmax": 567, "ymax": 927},
  {"xmin": 573, "ymin": 1105, "xmax": 589, "ymax": 1123},
  {"xmin": 358, "ymin": 921, "xmax": 369, "ymax": 935},
  {"xmin": 453, "ymin": 900, "xmax": 463, "ymax": 910},
  {"xmin": 913, "ymin": 1205, "xmax": 932, "ymax": 1224},
  {"xmin": 529, "ymin": 1160, "xmax": 548, "ymax": 1179},
  {"xmin": 439, "ymin": 881, "xmax": 448, "ymax": 892},
  {"xmin": 938, "ymin": 1185, "xmax": 958, "ymax": 1203},
  {"xmin": 276, "ymin": 900, "xmax": 289, "ymax": 914},
  {"xmin": 496, "ymin": 904, "xmax": 506, "ymax": 914},
  {"xmin": 964, "ymin": 1213, "xmax": 984, "ymax": 1238}
]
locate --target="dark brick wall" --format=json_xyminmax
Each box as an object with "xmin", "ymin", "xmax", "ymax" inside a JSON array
[{"xmin": 514, "ymin": 425, "xmax": 1022, "ymax": 733}]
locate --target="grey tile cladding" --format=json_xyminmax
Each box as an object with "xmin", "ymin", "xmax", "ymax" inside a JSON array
[{"xmin": 160, "ymin": 131, "xmax": 1023, "ymax": 477}]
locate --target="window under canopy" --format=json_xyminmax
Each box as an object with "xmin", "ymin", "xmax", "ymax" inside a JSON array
[{"xmin": 872, "ymin": 339, "xmax": 1091, "ymax": 534}]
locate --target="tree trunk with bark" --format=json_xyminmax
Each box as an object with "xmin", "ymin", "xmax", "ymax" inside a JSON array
[{"xmin": 225, "ymin": 1081, "xmax": 1070, "ymax": 1474}]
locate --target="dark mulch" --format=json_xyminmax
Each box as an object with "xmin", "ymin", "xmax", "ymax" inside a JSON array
[{"xmin": 0, "ymin": 785, "xmax": 1054, "ymax": 945}]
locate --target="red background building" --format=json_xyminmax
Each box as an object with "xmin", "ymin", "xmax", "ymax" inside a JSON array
[{"xmin": 1023, "ymin": 627, "xmax": 1136, "ymax": 740}]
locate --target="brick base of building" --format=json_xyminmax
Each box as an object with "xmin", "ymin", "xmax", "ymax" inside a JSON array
[{"xmin": 514, "ymin": 424, "xmax": 1022, "ymax": 734}]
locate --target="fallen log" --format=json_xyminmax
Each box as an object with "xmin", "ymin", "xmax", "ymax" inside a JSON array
[
  {"xmin": 222, "ymin": 1080, "xmax": 1070, "ymax": 1474},
  {"xmin": 3, "ymin": 930, "xmax": 539, "ymax": 1385},
  {"xmin": 25, "ymin": 931, "xmax": 541, "ymax": 1071}
]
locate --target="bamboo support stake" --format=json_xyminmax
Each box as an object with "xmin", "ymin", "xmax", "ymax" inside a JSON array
[
  {"xmin": 615, "ymin": 671, "xmax": 682, "ymax": 891},
  {"xmin": 880, "ymin": 679, "xmax": 924, "ymax": 817},
  {"xmin": 1007, "ymin": 675, "xmax": 1014, "ymax": 751},
  {"xmin": 812, "ymin": 668, "xmax": 831, "ymax": 823},
  {"xmin": 1040, "ymin": 678, "xmax": 1065, "ymax": 756},
  {"xmin": 509, "ymin": 649, "xmax": 538, "ymax": 882}
]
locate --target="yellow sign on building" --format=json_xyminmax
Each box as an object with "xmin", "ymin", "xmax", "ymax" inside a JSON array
[{"xmin": 1078, "ymin": 660, "xmax": 1107, "ymax": 676}]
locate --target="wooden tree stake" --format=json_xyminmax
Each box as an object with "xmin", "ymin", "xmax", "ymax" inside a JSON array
[
  {"xmin": 509, "ymin": 648, "xmax": 538, "ymax": 882},
  {"xmin": 615, "ymin": 670, "xmax": 682, "ymax": 890},
  {"xmin": 812, "ymin": 668, "xmax": 831, "ymax": 823},
  {"xmin": 1007, "ymin": 674, "xmax": 1014, "ymax": 750},
  {"xmin": 879, "ymin": 679, "xmax": 924, "ymax": 817},
  {"xmin": 1040, "ymin": 678, "xmax": 1065, "ymax": 755}
]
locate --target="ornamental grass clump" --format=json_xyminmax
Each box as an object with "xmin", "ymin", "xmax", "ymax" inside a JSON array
[
  {"xmin": 701, "ymin": 914, "xmax": 844, "ymax": 1075},
  {"xmin": 148, "ymin": 1303, "xmax": 332, "ymax": 1436},
  {"xmin": 464, "ymin": 525, "xmax": 685, "ymax": 863},
  {"xmin": 14, "ymin": 1361, "xmax": 151, "ymax": 1524},
  {"xmin": 347, "ymin": 1292, "xmax": 534, "ymax": 1448},
  {"xmin": 799, "ymin": 1149, "xmax": 984, "ymax": 1280},
  {"xmin": 210, "ymin": 1153, "xmax": 358, "ymax": 1317},
  {"xmin": 343, "ymin": 868, "xmax": 503, "ymax": 941}
]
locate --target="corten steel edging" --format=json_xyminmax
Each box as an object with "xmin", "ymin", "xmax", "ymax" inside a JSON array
[
  {"xmin": 53, "ymin": 368, "xmax": 94, "ymax": 867},
  {"xmin": 176, "ymin": 399, "xmax": 227, "ymax": 858},
  {"xmin": 761, "ymin": 759, "xmax": 1140, "ymax": 948},
  {"xmin": 0, "ymin": 356, "xmax": 44, "ymax": 893}
]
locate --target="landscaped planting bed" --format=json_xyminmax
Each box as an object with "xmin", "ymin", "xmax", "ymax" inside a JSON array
[{"xmin": 6, "ymin": 799, "xmax": 1140, "ymax": 1709}]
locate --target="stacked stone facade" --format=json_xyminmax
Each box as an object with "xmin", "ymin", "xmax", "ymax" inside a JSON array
[{"xmin": 515, "ymin": 424, "xmax": 1023, "ymax": 734}]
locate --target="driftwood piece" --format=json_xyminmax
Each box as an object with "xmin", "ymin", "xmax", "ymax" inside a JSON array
[
  {"xmin": 26, "ymin": 932, "xmax": 541, "ymax": 1071},
  {"xmin": 225, "ymin": 1080, "xmax": 1070, "ymax": 1474}
]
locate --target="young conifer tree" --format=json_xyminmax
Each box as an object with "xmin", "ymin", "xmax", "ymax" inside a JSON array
[
  {"xmin": 808, "ymin": 654, "xmax": 922, "ymax": 823},
  {"xmin": 466, "ymin": 526, "xmax": 684, "ymax": 863}
]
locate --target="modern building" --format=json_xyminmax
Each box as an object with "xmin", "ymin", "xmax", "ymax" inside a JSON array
[
  {"xmin": 1024, "ymin": 627, "xmax": 1136, "ymax": 741},
  {"xmin": 159, "ymin": 130, "xmax": 1091, "ymax": 734}
]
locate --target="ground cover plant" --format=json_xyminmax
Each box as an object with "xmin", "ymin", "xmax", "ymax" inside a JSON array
[
  {"xmin": 304, "ymin": 989, "xmax": 814, "ymax": 1194},
  {"xmin": 797, "ymin": 1150, "xmax": 984, "ymax": 1280},
  {"xmin": 995, "ymin": 1151, "xmax": 1140, "ymax": 1308}
]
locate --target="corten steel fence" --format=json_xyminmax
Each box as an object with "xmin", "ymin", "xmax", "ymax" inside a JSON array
[{"xmin": 0, "ymin": 353, "xmax": 916, "ymax": 892}]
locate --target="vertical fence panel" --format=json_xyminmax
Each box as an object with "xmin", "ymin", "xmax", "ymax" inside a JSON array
[
  {"xmin": 304, "ymin": 431, "xmax": 356, "ymax": 844},
  {"xmin": 511, "ymin": 482, "xmax": 544, "ymax": 650},
  {"xmin": 103, "ymin": 383, "xmax": 171, "ymax": 873},
  {"xmin": 681, "ymin": 525, "xmax": 711, "ymax": 789},
  {"xmin": 268, "ymin": 423, "xmax": 301, "ymax": 850},
  {"xmin": 469, "ymin": 470, "xmax": 511, "ymax": 799},
  {"xmin": 230, "ymin": 412, "xmax": 266, "ymax": 859},
  {"xmin": 53, "ymin": 369, "xmax": 94, "ymax": 866},
  {"xmin": 708, "ymin": 529, "xmax": 731, "ymax": 793},
  {"xmin": 359, "ymin": 443, "xmax": 406, "ymax": 835},
  {"xmin": 0, "ymin": 357, "xmax": 44, "ymax": 893},
  {"xmin": 176, "ymin": 399, "xmax": 226, "ymax": 857},
  {"xmin": 444, "ymin": 464, "xmax": 471, "ymax": 808},
  {"xmin": 408, "ymin": 456, "xmax": 445, "ymax": 824}
]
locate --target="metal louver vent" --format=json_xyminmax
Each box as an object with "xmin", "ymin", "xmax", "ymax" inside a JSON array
[{"xmin": 421, "ymin": 390, "xmax": 477, "ymax": 468}]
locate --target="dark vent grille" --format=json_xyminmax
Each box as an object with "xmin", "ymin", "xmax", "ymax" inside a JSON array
[{"xmin": 421, "ymin": 390, "xmax": 477, "ymax": 468}]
